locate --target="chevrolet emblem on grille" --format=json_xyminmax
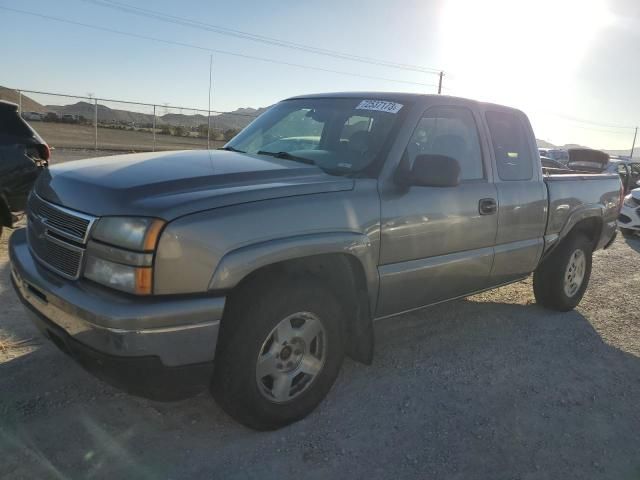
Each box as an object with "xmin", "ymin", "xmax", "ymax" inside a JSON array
[{"xmin": 26, "ymin": 194, "xmax": 97, "ymax": 280}]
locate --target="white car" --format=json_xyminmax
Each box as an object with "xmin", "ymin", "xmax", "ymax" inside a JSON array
[
  {"xmin": 21, "ymin": 111, "xmax": 43, "ymax": 121},
  {"xmin": 618, "ymin": 188, "xmax": 640, "ymax": 236}
]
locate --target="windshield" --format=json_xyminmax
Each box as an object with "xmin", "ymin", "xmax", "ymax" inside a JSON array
[{"xmin": 226, "ymin": 98, "xmax": 404, "ymax": 175}]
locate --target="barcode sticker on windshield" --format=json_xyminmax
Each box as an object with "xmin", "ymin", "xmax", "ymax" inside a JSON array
[{"xmin": 356, "ymin": 100, "xmax": 403, "ymax": 114}]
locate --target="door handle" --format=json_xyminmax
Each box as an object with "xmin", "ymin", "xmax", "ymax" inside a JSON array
[{"xmin": 479, "ymin": 198, "xmax": 497, "ymax": 215}]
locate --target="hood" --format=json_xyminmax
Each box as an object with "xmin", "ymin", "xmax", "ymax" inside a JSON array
[
  {"xmin": 566, "ymin": 148, "xmax": 609, "ymax": 172},
  {"xmin": 35, "ymin": 150, "xmax": 354, "ymax": 219}
]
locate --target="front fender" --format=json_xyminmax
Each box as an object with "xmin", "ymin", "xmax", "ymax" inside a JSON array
[{"xmin": 208, "ymin": 232, "xmax": 379, "ymax": 312}]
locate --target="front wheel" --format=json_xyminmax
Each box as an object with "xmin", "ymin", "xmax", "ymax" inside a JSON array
[
  {"xmin": 533, "ymin": 233, "xmax": 593, "ymax": 311},
  {"xmin": 212, "ymin": 277, "xmax": 345, "ymax": 430}
]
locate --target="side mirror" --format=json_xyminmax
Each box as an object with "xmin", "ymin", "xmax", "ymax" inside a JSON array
[{"xmin": 400, "ymin": 154, "xmax": 461, "ymax": 187}]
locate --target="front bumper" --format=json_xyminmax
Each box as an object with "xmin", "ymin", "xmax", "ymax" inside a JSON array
[{"xmin": 9, "ymin": 228, "xmax": 226, "ymax": 397}]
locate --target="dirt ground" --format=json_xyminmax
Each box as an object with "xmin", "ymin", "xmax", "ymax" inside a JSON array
[
  {"xmin": 32, "ymin": 121, "xmax": 225, "ymax": 152},
  {"xmin": 49, "ymin": 148, "xmax": 123, "ymax": 165},
  {"xmin": 1, "ymin": 228, "xmax": 639, "ymax": 479}
]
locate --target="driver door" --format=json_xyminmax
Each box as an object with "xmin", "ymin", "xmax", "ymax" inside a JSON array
[{"xmin": 376, "ymin": 105, "xmax": 498, "ymax": 317}]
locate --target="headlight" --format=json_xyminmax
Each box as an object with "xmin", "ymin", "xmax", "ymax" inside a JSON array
[
  {"xmin": 92, "ymin": 217, "xmax": 165, "ymax": 251},
  {"xmin": 84, "ymin": 256, "xmax": 152, "ymax": 295},
  {"xmin": 84, "ymin": 217, "xmax": 165, "ymax": 295},
  {"xmin": 623, "ymin": 195, "xmax": 637, "ymax": 208}
]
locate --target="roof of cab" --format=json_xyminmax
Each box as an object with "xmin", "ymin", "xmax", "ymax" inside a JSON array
[{"xmin": 283, "ymin": 91, "xmax": 524, "ymax": 114}]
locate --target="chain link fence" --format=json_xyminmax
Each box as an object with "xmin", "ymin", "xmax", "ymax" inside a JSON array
[{"xmin": 15, "ymin": 89, "xmax": 256, "ymax": 160}]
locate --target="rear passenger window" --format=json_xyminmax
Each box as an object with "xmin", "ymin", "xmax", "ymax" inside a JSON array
[
  {"xmin": 486, "ymin": 111, "xmax": 534, "ymax": 181},
  {"xmin": 406, "ymin": 106, "xmax": 484, "ymax": 181}
]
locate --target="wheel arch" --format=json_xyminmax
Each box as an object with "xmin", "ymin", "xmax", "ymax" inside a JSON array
[
  {"xmin": 544, "ymin": 206, "xmax": 604, "ymax": 259},
  {"xmin": 569, "ymin": 216, "xmax": 603, "ymax": 251},
  {"xmin": 212, "ymin": 234, "xmax": 378, "ymax": 364}
]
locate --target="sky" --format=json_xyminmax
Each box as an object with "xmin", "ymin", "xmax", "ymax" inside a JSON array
[{"xmin": 1, "ymin": 0, "xmax": 639, "ymax": 150}]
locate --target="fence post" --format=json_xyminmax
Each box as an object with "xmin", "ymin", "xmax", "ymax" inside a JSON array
[
  {"xmin": 94, "ymin": 98, "xmax": 98, "ymax": 151},
  {"xmin": 208, "ymin": 54, "xmax": 213, "ymax": 150},
  {"xmin": 18, "ymin": 91, "xmax": 22, "ymax": 114},
  {"xmin": 153, "ymin": 105, "xmax": 156, "ymax": 152}
]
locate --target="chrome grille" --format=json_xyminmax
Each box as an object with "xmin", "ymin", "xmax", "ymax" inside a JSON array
[
  {"xmin": 26, "ymin": 194, "xmax": 96, "ymax": 280},
  {"xmin": 27, "ymin": 228, "xmax": 83, "ymax": 279},
  {"xmin": 28, "ymin": 194, "xmax": 91, "ymax": 242}
]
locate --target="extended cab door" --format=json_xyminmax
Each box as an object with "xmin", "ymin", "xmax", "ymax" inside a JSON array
[
  {"xmin": 483, "ymin": 109, "xmax": 547, "ymax": 284},
  {"xmin": 376, "ymin": 105, "xmax": 498, "ymax": 318}
]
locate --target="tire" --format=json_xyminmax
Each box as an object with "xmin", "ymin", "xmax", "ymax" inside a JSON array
[
  {"xmin": 533, "ymin": 232, "xmax": 593, "ymax": 311},
  {"xmin": 212, "ymin": 276, "xmax": 345, "ymax": 430},
  {"xmin": 620, "ymin": 227, "xmax": 636, "ymax": 238}
]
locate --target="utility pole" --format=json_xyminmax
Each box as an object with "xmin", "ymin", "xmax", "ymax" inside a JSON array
[
  {"xmin": 94, "ymin": 98, "xmax": 98, "ymax": 151},
  {"xmin": 207, "ymin": 54, "xmax": 213, "ymax": 149},
  {"xmin": 630, "ymin": 126, "xmax": 638, "ymax": 160},
  {"xmin": 437, "ymin": 71, "xmax": 444, "ymax": 94},
  {"xmin": 152, "ymin": 104, "xmax": 156, "ymax": 152}
]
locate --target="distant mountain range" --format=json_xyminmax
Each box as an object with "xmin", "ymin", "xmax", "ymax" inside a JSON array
[{"xmin": 0, "ymin": 86, "xmax": 267, "ymax": 131}]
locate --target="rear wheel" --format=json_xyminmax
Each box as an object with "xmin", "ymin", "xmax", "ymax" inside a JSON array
[
  {"xmin": 620, "ymin": 227, "xmax": 636, "ymax": 238},
  {"xmin": 533, "ymin": 233, "xmax": 593, "ymax": 311},
  {"xmin": 212, "ymin": 276, "xmax": 345, "ymax": 430}
]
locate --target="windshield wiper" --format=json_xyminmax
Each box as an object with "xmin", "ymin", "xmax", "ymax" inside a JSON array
[
  {"xmin": 219, "ymin": 145, "xmax": 245, "ymax": 153},
  {"xmin": 256, "ymin": 150, "xmax": 315, "ymax": 166}
]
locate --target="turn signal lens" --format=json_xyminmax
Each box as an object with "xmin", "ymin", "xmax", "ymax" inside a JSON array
[
  {"xmin": 135, "ymin": 268, "xmax": 153, "ymax": 295},
  {"xmin": 143, "ymin": 219, "xmax": 166, "ymax": 251}
]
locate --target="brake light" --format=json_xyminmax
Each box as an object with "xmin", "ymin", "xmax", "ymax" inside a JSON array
[
  {"xmin": 618, "ymin": 180, "xmax": 624, "ymax": 212},
  {"xmin": 37, "ymin": 144, "xmax": 50, "ymax": 161}
]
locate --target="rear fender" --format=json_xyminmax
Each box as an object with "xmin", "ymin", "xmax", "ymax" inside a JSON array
[{"xmin": 543, "ymin": 204, "xmax": 603, "ymax": 258}]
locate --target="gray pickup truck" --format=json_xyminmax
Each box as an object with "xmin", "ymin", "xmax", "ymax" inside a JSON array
[{"xmin": 9, "ymin": 93, "xmax": 622, "ymax": 430}]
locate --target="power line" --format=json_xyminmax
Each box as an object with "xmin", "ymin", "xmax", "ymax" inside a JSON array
[
  {"xmin": 533, "ymin": 116, "xmax": 635, "ymax": 135},
  {"xmin": 545, "ymin": 111, "xmax": 635, "ymax": 130},
  {"xmin": 0, "ymin": 6, "xmax": 439, "ymax": 89},
  {"xmin": 441, "ymin": 76, "xmax": 636, "ymax": 130},
  {"xmin": 79, "ymin": 0, "xmax": 443, "ymax": 75},
  {"xmin": 557, "ymin": 125, "xmax": 636, "ymax": 135}
]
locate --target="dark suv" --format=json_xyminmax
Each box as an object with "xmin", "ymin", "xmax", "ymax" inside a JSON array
[{"xmin": 0, "ymin": 101, "xmax": 49, "ymax": 237}]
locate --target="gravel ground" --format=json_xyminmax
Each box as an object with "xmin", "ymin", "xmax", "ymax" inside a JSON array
[{"xmin": 1, "ymin": 230, "xmax": 639, "ymax": 480}]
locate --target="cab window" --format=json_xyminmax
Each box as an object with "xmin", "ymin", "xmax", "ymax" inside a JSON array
[
  {"xmin": 486, "ymin": 110, "xmax": 534, "ymax": 181},
  {"xmin": 405, "ymin": 106, "xmax": 484, "ymax": 181}
]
